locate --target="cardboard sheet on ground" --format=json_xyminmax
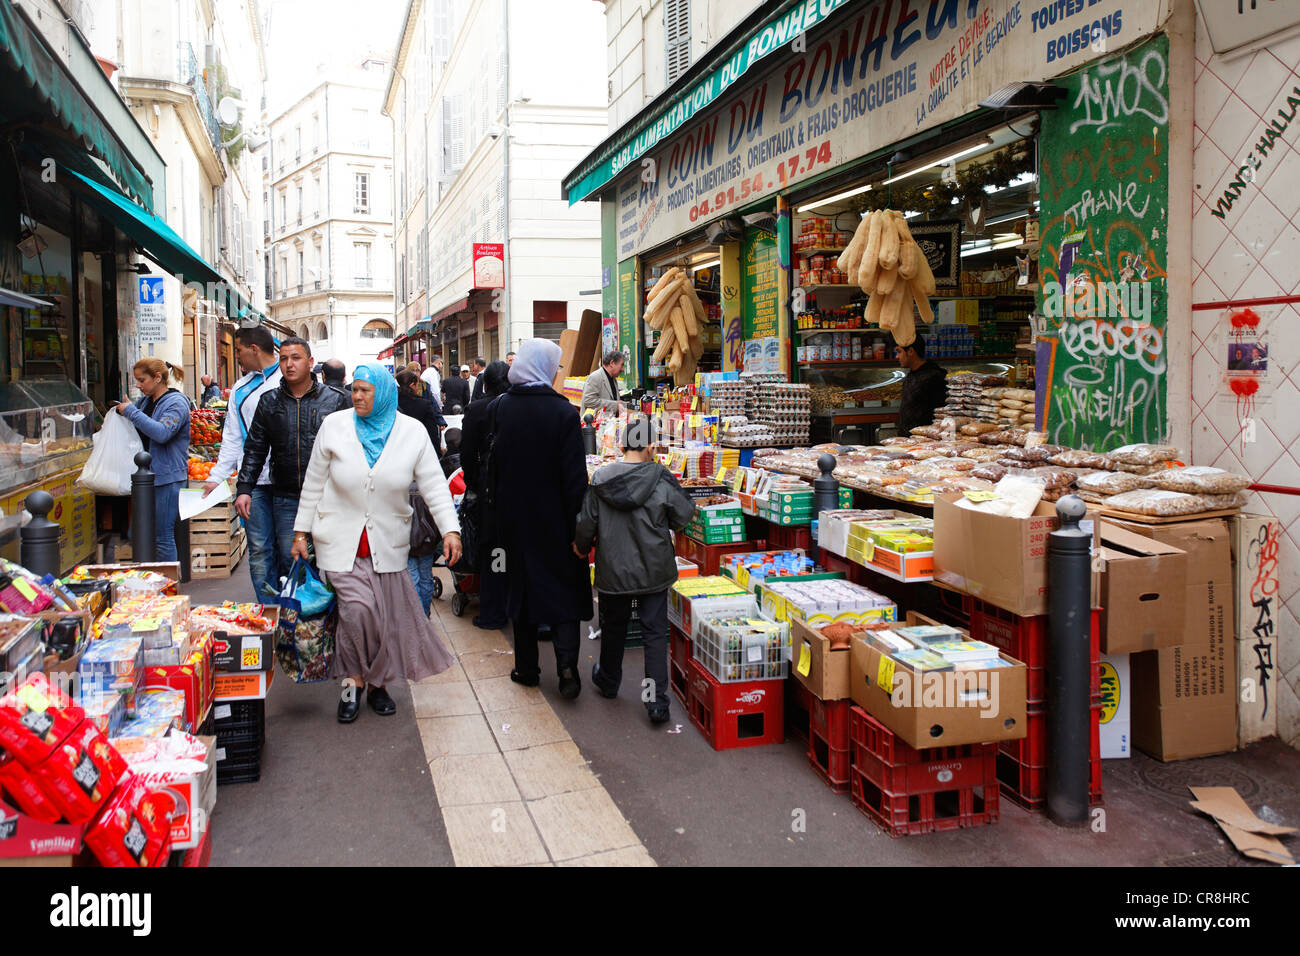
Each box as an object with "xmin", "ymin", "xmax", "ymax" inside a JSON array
[
  {"xmin": 179, "ymin": 479, "xmax": 233, "ymax": 521},
  {"xmin": 1188, "ymin": 786, "xmax": 1296, "ymax": 865}
]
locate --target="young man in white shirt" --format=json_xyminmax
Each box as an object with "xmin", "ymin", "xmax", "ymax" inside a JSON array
[
  {"xmin": 420, "ymin": 355, "xmax": 443, "ymax": 397},
  {"xmin": 203, "ymin": 326, "xmax": 283, "ymax": 598}
]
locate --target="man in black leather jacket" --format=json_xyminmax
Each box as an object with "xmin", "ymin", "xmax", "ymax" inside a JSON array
[{"xmin": 234, "ymin": 337, "xmax": 351, "ymax": 591}]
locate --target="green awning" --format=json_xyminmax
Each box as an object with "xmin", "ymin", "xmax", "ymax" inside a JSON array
[
  {"xmin": 61, "ymin": 165, "xmax": 263, "ymax": 323},
  {"xmin": 0, "ymin": 0, "xmax": 159, "ymax": 210}
]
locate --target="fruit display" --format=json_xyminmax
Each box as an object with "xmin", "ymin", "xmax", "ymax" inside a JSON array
[
  {"xmin": 187, "ymin": 458, "xmax": 215, "ymax": 481},
  {"xmin": 190, "ymin": 409, "xmax": 224, "ymax": 446},
  {"xmin": 836, "ymin": 208, "xmax": 935, "ymax": 347}
]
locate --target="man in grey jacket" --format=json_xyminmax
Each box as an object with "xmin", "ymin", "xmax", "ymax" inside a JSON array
[
  {"xmin": 574, "ymin": 414, "xmax": 695, "ymax": 722},
  {"xmin": 580, "ymin": 350, "xmax": 625, "ymax": 414}
]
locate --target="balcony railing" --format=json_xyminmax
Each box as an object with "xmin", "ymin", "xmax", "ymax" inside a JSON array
[
  {"xmin": 175, "ymin": 42, "xmax": 220, "ymax": 150},
  {"xmin": 354, "ymin": 205, "xmax": 369, "ymax": 214}
]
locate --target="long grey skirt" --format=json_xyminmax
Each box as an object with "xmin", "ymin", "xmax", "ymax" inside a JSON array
[{"xmin": 326, "ymin": 555, "xmax": 455, "ymax": 686}]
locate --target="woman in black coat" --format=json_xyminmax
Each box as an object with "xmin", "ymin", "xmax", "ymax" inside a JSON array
[
  {"xmin": 490, "ymin": 340, "xmax": 592, "ymax": 698},
  {"xmin": 397, "ymin": 368, "xmax": 444, "ymax": 456},
  {"xmin": 459, "ymin": 360, "xmax": 511, "ymax": 631}
]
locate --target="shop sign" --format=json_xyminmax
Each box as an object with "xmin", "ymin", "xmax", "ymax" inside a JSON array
[
  {"xmin": 609, "ymin": 0, "xmax": 1165, "ymax": 258},
  {"xmin": 472, "ymin": 243, "xmax": 504, "ymax": 289},
  {"xmin": 742, "ymin": 229, "xmax": 780, "ymax": 343},
  {"xmin": 137, "ymin": 277, "xmax": 166, "ymax": 343},
  {"xmin": 617, "ymin": 258, "xmax": 640, "ymax": 384}
]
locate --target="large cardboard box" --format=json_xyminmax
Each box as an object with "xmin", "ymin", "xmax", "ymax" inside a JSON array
[
  {"xmin": 848, "ymin": 612, "xmax": 1028, "ymax": 749},
  {"xmin": 1108, "ymin": 517, "xmax": 1237, "ymax": 761},
  {"xmin": 132, "ymin": 735, "xmax": 217, "ymax": 851},
  {"xmin": 1098, "ymin": 522, "xmax": 1187, "ymax": 653},
  {"xmin": 790, "ymin": 616, "xmax": 852, "ymax": 701},
  {"xmin": 206, "ymin": 607, "xmax": 280, "ymax": 673},
  {"xmin": 1232, "ymin": 514, "xmax": 1281, "ymax": 747},
  {"xmin": 1098, "ymin": 653, "xmax": 1131, "ymax": 758},
  {"xmin": 933, "ymin": 493, "xmax": 1099, "ymax": 616}
]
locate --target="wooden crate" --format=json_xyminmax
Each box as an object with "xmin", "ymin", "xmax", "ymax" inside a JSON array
[
  {"xmin": 189, "ymin": 500, "xmax": 240, "ymax": 538},
  {"xmin": 190, "ymin": 527, "xmax": 247, "ymax": 580}
]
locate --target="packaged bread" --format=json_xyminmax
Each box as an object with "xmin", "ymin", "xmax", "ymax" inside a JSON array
[
  {"xmin": 1148, "ymin": 466, "xmax": 1250, "ymax": 495},
  {"xmin": 1076, "ymin": 470, "xmax": 1149, "ymax": 495},
  {"xmin": 1107, "ymin": 443, "xmax": 1181, "ymax": 466},
  {"xmin": 1101, "ymin": 489, "xmax": 1210, "ymax": 517}
]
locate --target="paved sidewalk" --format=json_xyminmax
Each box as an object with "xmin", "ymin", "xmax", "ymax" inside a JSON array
[{"xmin": 413, "ymin": 567, "xmax": 655, "ymax": 866}]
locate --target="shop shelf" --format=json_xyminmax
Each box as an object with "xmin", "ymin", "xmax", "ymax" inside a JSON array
[
  {"xmin": 850, "ymin": 765, "xmax": 999, "ymax": 837},
  {"xmin": 686, "ymin": 659, "xmax": 784, "ymax": 751},
  {"xmin": 766, "ymin": 523, "xmax": 812, "ymax": 551}
]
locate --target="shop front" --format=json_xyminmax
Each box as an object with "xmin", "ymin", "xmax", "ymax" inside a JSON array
[{"xmin": 565, "ymin": 0, "xmax": 1179, "ymax": 450}]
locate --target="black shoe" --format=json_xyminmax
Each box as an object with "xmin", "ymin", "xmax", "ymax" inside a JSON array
[
  {"xmin": 367, "ymin": 686, "xmax": 397, "ymax": 716},
  {"xmin": 510, "ymin": 668, "xmax": 540, "ymax": 687},
  {"xmin": 473, "ymin": 616, "xmax": 507, "ymax": 630},
  {"xmin": 591, "ymin": 663, "xmax": 618, "ymax": 699},
  {"xmin": 647, "ymin": 704, "xmax": 671, "ymax": 724},
  {"xmin": 557, "ymin": 667, "xmax": 581, "ymax": 699},
  {"xmin": 338, "ymin": 685, "xmax": 363, "ymax": 723}
]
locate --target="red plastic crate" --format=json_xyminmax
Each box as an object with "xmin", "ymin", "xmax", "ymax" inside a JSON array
[
  {"xmin": 767, "ymin": 523, "xmax": 813, "ymax": 551},
  {"xmin": 808, "ymin": 732, "xmax": 851, "ymax": 793},
  {"xmin": 847, "ymin": 704, "xmax": 989, "ymax": 766},
  {"xmin": 969, "ymin": 599, "xmax": 1101, "ymax": 702},
  {"xmin": 854, "ymin": 738, "xmax": 998, "ymax": 795},
  {"xmin": 809, "ymin": 696, "xmax": 851, "ymax": 747},
  {"xmin": 670, "ymin": 624, "xmax": 692, "ymax": 671},
  {"xmin": 670, "ymin": 657, "xmax": 689, "ymax": 703},
  {"xmin": 786, "ymin": 677, "xmax": 814, "ymax": 745},
  {"xmin": 850, "ymin": 765, "xmax": 1000, "ymax": 837},
  {"xmin": 998, "ymin": 704, "xmax": 1104, "ymax": 811},
  {"xmin": 686, "ymin": 659, "xmax": 784, "ymax": 751},
  {"xmin": 1001, "ymin": 702, "xmax": 1102, "ymax": 768},
  {"xmin": 673, "ymin": 535, "xmax": 764, "ymax": 576}
]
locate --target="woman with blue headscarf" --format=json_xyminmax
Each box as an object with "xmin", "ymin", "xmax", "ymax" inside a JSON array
[{"xmin": 291, "ymin": 361, "xmax": 463, "ymax": 723}]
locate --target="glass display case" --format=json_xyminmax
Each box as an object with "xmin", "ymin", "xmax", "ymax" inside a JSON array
[{"xmin": 0, "ymin": 378, "xmax": 96, "ymax": 494}]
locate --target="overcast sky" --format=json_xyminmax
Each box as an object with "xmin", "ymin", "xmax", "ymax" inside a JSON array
[{"xmin": 263, "ymin": 0, "xmax": 410, "ymax": 111}]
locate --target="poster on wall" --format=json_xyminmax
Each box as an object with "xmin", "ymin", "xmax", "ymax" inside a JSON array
[
  {"xmin": 472, "ymin": 243, "xmax": 505, "ymax": 289},
  {"xmin": 1037, "ymin": 34, "xmax": 1170, "ymax": 452},
  {"xmin": 742, "ymin": 229, "xmax": 780, "ymax": 343},
  {"xmin": 616, "ymin": 258, "xmax": 640, "ymax": 386}
]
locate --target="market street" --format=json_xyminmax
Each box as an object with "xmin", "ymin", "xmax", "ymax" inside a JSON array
[{"xmin": 193, "ymin": 564, "xmax": 1300, "ymax": 868}]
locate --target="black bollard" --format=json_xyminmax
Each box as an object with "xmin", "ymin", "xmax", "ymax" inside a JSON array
[
  {"xmin": 581, "ymin": 413, "xmax": 597, "ymax": 455},
  {"xmin": 1047, "ymin": 495, "xmax": 1092, "ymax": 827},
  {"xmin": 174, "ymin": 516, "xmax": 192, "ymax": 584},
  {"xmin": 131, "ymin": 451, "xmax": 156, "ymax": 563},
  {"xmin": 813, "ymin": 452, "xmax": 840, "ymax": 558},
  {"xmin": 20, "ymin": 491, "xmax": 62, "ymax": 577}
]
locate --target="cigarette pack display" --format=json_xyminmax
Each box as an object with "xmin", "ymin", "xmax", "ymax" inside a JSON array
[
  {"xmin": 0, "ymin": 674, "xmax": 86, "ymax": 768},
  {"xmin": 82, "ymin": 773, "xmax": 172, "ymax": 867},
  {"xmin": 34, "ymin": 720, "xmax": 128, "ymax": 824}
]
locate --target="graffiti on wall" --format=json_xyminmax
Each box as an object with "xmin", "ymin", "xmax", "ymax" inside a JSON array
[{"xmin": 1037, "ymin": 34, "xmax": 1170, "ymax": 450}]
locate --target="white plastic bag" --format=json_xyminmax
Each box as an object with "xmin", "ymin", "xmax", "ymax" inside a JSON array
[{"xmin": 77, "ymin": 410, "xmax": 144, "ymax": 495}]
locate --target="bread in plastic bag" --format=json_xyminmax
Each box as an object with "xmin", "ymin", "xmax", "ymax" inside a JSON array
[{"xmin": 1149, "ymin": 466, "xmax": 1250, "ymax": 495}]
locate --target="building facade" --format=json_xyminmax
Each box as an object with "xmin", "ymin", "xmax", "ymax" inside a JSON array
[
  {"xmin": 384, "ymin": 0, "xmax": 606, "ymax": 369},
  {"xmin": 263, "ymin": 63, "xmax": 396, "ymax": 372}
]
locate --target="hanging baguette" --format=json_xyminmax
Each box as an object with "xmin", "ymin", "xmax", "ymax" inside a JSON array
[
  {"xmin": 679, "ymin": 292, "xmax": 700, "ymax": 337},
  {"xmin": 865, "ymin": 284, "xmax": 885, "ymax": 326},
  {"xmin": 651, "ymin": 322, "xmax": 676, "ymax": 362},
  {"xmin": 668, "ymin": 303, "xmax": 690, "ymax": 353},
  {"xmin": 645, "ymin": 275, "xmax": 687, "ymax": 329},
  {"xmin": 685, "ymin": 286, "xmax": 707, "ymax": 328},
  {"xmin": 689, "ymin": 326, "xmax": 705, "ymax": 359},
  {"xmin": 897, "ymin": 218, "xmax": 919, "ymax": 281},
  {"xmin": 646, "ymin": 267, "xmax": 681, "ymax": 304},
  {"xmin": 892, "ymin": 283, "xmax": 917, "ymax": 347},
  {"xmin": 857, "ymin": 211, "xmax": 884, "ymax": 290},
  {"xmin": 913, "ymin": 280, "xmax": 935, "ymax": 322},
  {"xmin": 913, "ymin": 245, "xmax": 937, "ymax": 296},
  {"xmin": 875, "ymin": 262, "xmax": 899, "ymax": 296},
  {"xmin": 878, "ymin": 277, "xmax": 907, "ymax": 332}
]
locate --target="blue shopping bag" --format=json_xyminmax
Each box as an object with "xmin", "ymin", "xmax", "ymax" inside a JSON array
[{"xmin": 274, "ymin": 558, "xmax": 337, "ymax": 683}]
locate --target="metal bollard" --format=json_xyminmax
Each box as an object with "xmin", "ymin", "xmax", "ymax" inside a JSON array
[
  {"xmin": 174, "ymin": 515, "xmax": 192, "ymax": 583},
  {"xmin": 813, "ymin": 453, "xmax": 840, "ymax": 559},
  {"xmin": 20, "ymin": 491, "xmax": 62, "ymax": 577},
  {"xmin": 1047, "ymin": 496, "xmax": 1092, "ymax": 827},
  {"xmin": 581, "ymin": 413, "xmax": 597, "ymax": 455},
  {"xmin": 130, "ymin": 451, "xmax": 156, "ymax": 563}
]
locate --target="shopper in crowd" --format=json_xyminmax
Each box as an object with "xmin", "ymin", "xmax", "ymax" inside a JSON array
[
  {"xmin": 468, "ymin": 356, "xmax": 488, "ymax": 403},
  {"xmin": 200, "ymin": 374, "xmax": 221, "ymax": 406},
  {"xmin": 234, "ymin": 337, "xmax": 351, "ymax": 593},
  {"xmin": 396, "ymin": 368, "xmax": 443, "ymax": 455},
  {"xmin": 581, "ymin": 350, "xmax": 626, "ymax": 414},
  {"xmin": 441, "ymin": 428, "xmax": 462, "ymax": 476},
  {"xmin": 116, "ymin": 359, "xmax": 191, "ymax": 562},
  {"xmin": 290, "ymin": 362, "xmax": 462, "ymax": 721},
  {"xmin": 459, "ymin": 360, "xmax": 511, "ymax": 630},
  {"xmin": 205, "ymin": 327, "xmax": 283, "ymax": 597},
  {"xmin": 441, "ymin": 364, "xmax": 470, "ymax": 412},
  {"xmin": 575, "ymin": 414, "xmax": 692, "ymax": 723},
  {"xmin": 895, "ymin": 336, "xmax": 948, "ymax": 433},
  {"xmin": 420, "ymin": 355, "xmax": 443, "ymax": 397},
  {"xmin": 490, "ymin": 339, "xmax": 592, "ymax": 698},
  {"xmin": 505, "ymin": 351, "xmax": 515, "ymax": 365},
  {"xmin": 321, "ymin": 359, "xmax": 350, "ymax": 393}
]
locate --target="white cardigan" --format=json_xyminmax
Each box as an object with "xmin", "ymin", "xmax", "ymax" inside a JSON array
[{"xmin": 293, "ymin": 410, "xmax": 461, "ymax": 573}]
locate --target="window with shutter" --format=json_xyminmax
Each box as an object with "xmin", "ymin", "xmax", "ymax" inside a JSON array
[
  {"xmin": 496, "ymin": 47, "xmax": 506, "ymax": 114},
  {"xmin": 496, "ymin": 175, "xmax": 505, "ymax": 238},
  {"xmin": 665, "ymin": 0, "xmax": 691, "ymax": 85}
]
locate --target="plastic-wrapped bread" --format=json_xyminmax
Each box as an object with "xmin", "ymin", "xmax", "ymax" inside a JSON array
[
  {"xmin": 896, "ymin": 217, "xmax": 919, "ymax": 281},
  {"xmin": 651, "ymin": 322, "xmax": 676, "ymax": 362},
  {"xmin": 646, "ymin": 267, "xmax": 682, "ymax": 303},
  {"xmin": 679, "ymin": 293, "xmax": 700, "ymax": 337},
  {"xmin": 913, "ymin": 243, "xmax": 937, "ymax": 296},
  {"xmin": 837, "ymin": 214, "xmax": 870, "ymax": 276}
]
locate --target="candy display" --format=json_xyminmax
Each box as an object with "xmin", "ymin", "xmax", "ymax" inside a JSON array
[
  {"xmin": 188, "ymin": 602, "xmax": 275, "ymax": 636},
  {"xmin": 694, "ymin": 614, "xmax": 791, "ymax": 682},
  {"xmin": 82, "ymin": 773, "xmax": 172, "ymax": 867},
  {"xmin": 759, "ymin": 578, "xmax": 895, "ymax": 627}
]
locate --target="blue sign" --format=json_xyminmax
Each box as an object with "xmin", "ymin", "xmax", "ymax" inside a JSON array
[{"xmin": 138, "ymin": 277, "xmax": 164, "ymax": 303}]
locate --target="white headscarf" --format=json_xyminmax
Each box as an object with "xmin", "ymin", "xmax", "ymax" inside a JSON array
[{"xmin": 508, "ymin": 338, "xmax": 562, "ymax": 388}]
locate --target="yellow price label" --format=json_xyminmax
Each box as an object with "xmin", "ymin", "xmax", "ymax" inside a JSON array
[
  {"xmin": 876, "ymin": 654, "xmax": 896, "ymax": 694},
  {"xmin": 732, "ymin": 470, "xmax": 745, "ymax": 492},
  {"xmin": 691, "ymin": 395, "xmax": 699, "ymax": 411},
  {"xmin": 796, "ymin": 642, "xmax": 812, "ymax": 678},
  {"xmin": 12, "ymin": 579, "xmax": 37, "ymax": 602},
  {"xmin": 862, "ymin": 538, "xmax": 875, "ymax": 563},
  {"xmin": 963, "ymin": 490, "xmax": 998, "ymax": 502},
  {"xmin": 716, "ymin": 466, "xmax": 728, "ymax": 483},
  {"xmin": 736, "ymin": 565, "xmax": 750, "ymax": 590}
]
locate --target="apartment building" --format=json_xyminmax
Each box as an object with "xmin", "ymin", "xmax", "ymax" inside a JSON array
[
  {"xmin": 384, "ymin": 0, "xmax": 605, "ymax": 368},
  {"xmin": 263, "ymin": 62, "xmax": 396, "ymax": 371}
]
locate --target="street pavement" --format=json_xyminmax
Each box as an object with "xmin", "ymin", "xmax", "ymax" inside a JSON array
[{"xmin": 189, "ymin": 558, "xmax": 1300, "ymax": 867}]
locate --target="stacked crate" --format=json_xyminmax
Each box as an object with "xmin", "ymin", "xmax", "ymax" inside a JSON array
[{"xmin": 188, "ymin": 497, "xmax": 246, "ymax": 580}]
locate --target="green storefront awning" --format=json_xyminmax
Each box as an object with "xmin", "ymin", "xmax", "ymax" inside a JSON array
[
  {"xmin": 0, "ymin": 0, "xmax": 160, "ymax": 210},
  {"xmin": 62, "ymin": 165, "xmax": 263, "ymax": 323}
]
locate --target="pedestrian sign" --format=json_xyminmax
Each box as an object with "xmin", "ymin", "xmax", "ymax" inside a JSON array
[{"xmin": 138, "ymin": 276, "xmax": 167, "ymax": 344}]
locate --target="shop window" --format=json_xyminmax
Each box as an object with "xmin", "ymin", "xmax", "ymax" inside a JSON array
[
  {"xmin": 361, "ymin": 320, "xmax": 393, "ymax": 339},
  {"xmin": 533, "ymin": 300, "xmax": 567, "ymax": 343}
]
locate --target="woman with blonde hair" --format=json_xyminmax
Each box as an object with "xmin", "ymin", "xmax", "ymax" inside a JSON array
[
  {"xmin": 115, "ymin": 358, "xmax": 191, "ymax": 560},
  {"xmin": 290, "ymin": 361, "xmax": 463, "ymax": 722}
]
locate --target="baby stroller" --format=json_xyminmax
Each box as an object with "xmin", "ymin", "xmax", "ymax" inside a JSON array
[{"xmin": 436, "ymin": 467, "xmax": 480, "ymax": 616}]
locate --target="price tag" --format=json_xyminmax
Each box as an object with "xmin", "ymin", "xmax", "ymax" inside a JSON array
[
  {"xmin": 876, "ymin": 654, "xmax": 896, "ymax": 693},
  {"xmin": 12, "ymin": 579, "xmax": 37, "ymax": 602},
  {"xmin": 241, "ymin": 635, "xmax": 262, "ymax": 670},
  {"xmin": 796, "ymin": 642, "xmax": 811, "ymax": 678},
  {"xmin": 691, "ymin": 396, "xmax": 699, "ymax": 411},
  {"xmin": 214, "ymin": 704, "xmax": 232, "ymax": 721},
  {"xmin": 716, "ymin": 466, "xmax": 728, "ymax": 483},
  {"xmin": 132, "ymin": 616, "xmax": 162, "ymax": 632},
  {"xmin": 746, "ymin": 642, "xmax": 764, "ymax": 664},
  {"xmin": 736, "ymin": 565, "xmax": 750, "ymax": 590},
  {"xmin": 732, "ymin": 469, "xmax": 746, "ymax": 492},
  {"xmin": 963, "ymin": 490, "xmax": 998, "ymax": 502}
]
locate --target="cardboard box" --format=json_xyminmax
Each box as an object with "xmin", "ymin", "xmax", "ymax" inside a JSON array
[
  {"xmin": 70, "ymin": 563, "xmax": 181, "ymax": 602},
  {"xmin": 1098, "ymin": 522, "xmax": 1187, "ymax": 653},
  {"xmin": 933, "ymin": 493, "xmax": 1100, "ymax": 617},
  {"xmin": 212, "ymin": 668, "xmax": 274, "ymax": 702},
  {"xmin": 1098, "ymin": 653, "xmax": 1130, "ymax": 758},
  {"xmin": 0, "ymin": 796, "xmax": 87, "ymax": 861},
  {"xmin": 1232, "ymin": 514, "xmax": 1281, "ymax": 747},
  {"xmin": 1109, "ymin": 517, "xmax": 1237, "ymax": 761},
  {"xmin": 790, "ymin": 616, "xmax": 852, "ymax": 701},
  {"xmin": 208, "ymin": 607, "xmax": 279, "ymax": 673},
  {"xmin": 849, "ymin": 616, "xmax": 1028, "ymax": 750},
  {"xmin": 132, "ymin": 735, "xmax": 217, "ymax": 851}
]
